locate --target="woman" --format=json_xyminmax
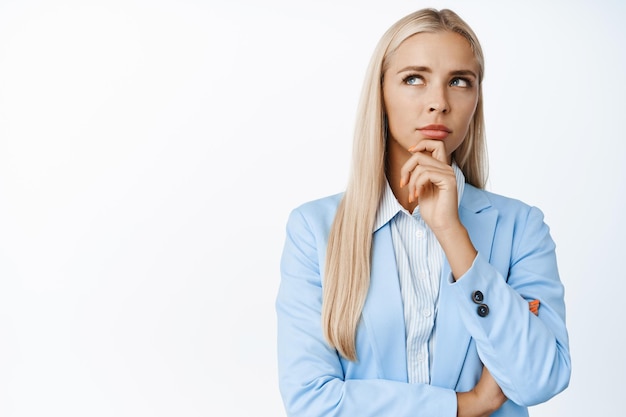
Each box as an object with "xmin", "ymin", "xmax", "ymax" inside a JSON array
[{"xmin": 276, "ymin": 8, "xmax": 570, "ymax": 417}]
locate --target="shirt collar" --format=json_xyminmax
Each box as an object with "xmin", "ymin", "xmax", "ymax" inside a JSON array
[{"xmin": 373, "ymin": 162, "xmax": 466, "ymax": 232}]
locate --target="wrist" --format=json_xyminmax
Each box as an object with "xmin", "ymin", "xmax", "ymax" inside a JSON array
[
  {"xmin": 456, "ymin": 391, "xmax": 487, "ymax": 417},
  {"xmin": 456, "ymin": 389, "xmax": 500, "ymax": 417},
  {"xmin": 435, "ymin": 223, "xmax": 477, "ymax": 280}
]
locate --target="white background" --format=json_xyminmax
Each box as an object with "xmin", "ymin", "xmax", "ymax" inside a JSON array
[{"xmin": 0, "ymin": 0, "xmax": 624, "ymax": 415}]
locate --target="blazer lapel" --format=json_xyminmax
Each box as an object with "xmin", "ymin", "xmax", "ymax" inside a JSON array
[
  {"xmin": 361, "ymin": 223, "xmax": 408, "ymax": 382},
  {"xmin": 431, "ymin": 186, "xmax": 498, "ymax": 388}
]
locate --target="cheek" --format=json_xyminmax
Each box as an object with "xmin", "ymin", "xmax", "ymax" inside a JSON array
[
  {"xmin": 383, "ymin": 85, "xmax": 413, "ymax": 126},
  {"xmin": 386, "ymin": 108, "xmax": 412, "ymax": 141},
  {"xmin": 385, "ymin": 99, "xmax": 413, "ymax": 134},
  {"xmin": 458, "ymin": 98, "xmax": 478, "ymax": 127}
]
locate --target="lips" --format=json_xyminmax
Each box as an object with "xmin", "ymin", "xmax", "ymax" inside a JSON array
[{"xmin": 418, "ymin": 124, "xmax": 451, "ymax": 139}]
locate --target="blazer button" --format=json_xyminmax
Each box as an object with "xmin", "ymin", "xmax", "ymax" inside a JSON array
[
  {"xmin": 477, "ymin": 304, "xmax": 489, "ymax": 317},
  {"xmin": 472, "ymin": 290, "xmax": 484, "ymax": 304}
]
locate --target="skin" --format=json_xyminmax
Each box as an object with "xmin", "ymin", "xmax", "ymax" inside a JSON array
[{"xmin": 382, "ymin": 31, "xmax": 507, "ymax": 416}]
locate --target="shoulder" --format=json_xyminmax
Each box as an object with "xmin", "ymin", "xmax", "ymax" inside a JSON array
[
  {"xmin": 292, "ymin": 192, "xmax": 343, "ymax": 218},
  {"xmin": 281, "ymin": 193, "xmax": 343, "ymax": 267},
  {"xmin": 285, "ymin": 192, "xmax": 343, "ymax": 238},
  {"xmin": 462, "ymin": 184, "xmax": 552, "ymax": 246},
  {"xmin": 463, "ymin": 184, "xmax": 539, "ymax": 218}
]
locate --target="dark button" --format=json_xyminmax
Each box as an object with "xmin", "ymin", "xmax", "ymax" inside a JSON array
[
  {"xmin": 472, "ymin": 290, "xmax": 484, "ymax": 304},
  {"xmin": 477, "ymin": 304, "xmax": 489, "ymax": 317}
]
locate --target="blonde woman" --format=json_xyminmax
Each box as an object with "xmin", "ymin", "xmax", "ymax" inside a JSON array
[{"xmin": 276, "ymin": 8, "xmax": 570, "ymax": 417}]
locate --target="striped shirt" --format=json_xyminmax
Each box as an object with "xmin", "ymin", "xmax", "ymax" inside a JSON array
[{"xmin": 373, "ymin": 163, "xmax": 465, "ymax": 384}]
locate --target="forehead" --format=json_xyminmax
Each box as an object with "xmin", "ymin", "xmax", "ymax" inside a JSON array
[{"xmin": 388, "ymin": 31, "xmax": 478, "ymax": 71}]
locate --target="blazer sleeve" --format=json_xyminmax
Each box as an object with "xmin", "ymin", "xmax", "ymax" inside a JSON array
[
  {"xmin": 276, "ymin": 207, "xmax": 457, "ymax": 417},
  {"xmin": 450, "ymin": 205, "xmax": 571, "ymax": 406}
]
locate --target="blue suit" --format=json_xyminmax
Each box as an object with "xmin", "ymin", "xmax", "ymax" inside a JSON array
[{"xmin": 276, "ymin": 184, "xmax": 571, "ymax": 417}]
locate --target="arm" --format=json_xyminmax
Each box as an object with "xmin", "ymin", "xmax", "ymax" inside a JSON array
[
  {"xmin": 457, "ymin": 368, "xmax": 507, "ymax": 417},
  {"xmin": 449, "ymin": 206, "xmax": 571, "ymax": 406},
  {"xmin": 276, "ymin": 207, "xmax": 458, "ymax": 417},
  {"xmin": 402, "ymin": 141, "xmax": 570, "ymax": 407}
]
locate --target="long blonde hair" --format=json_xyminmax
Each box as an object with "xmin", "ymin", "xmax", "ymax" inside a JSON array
[{"xmin": 322, "ymin": 8, "xmax": 488, "ymax": 361}]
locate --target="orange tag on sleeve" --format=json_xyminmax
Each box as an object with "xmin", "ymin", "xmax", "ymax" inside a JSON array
[{"xmin": 528, "ymin": 299, "xmax": 540, "ymax": 316}]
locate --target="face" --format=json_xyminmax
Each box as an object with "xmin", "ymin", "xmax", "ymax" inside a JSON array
[{"xmin": 382, "ymin": 31, "xmax": 480, "ymax": 162}]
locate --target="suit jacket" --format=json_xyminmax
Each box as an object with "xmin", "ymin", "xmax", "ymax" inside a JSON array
[{"xmin": 276, "ymin": 184, "xmax": 571, "ymax": 417}]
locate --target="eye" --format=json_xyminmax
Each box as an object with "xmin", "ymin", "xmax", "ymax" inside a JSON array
[
  {"xmin": 403, "ymin": 75, "xmax": 424, "ymax": 86},
  {"xmin": 450, "ymin": 77, "xmax": 472, "ymax": 88}
]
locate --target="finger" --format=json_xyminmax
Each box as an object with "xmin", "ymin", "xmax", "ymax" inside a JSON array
[
  {"xmin": 400, "ymin": 153, "xmax": 422, "ymax": 188},
  {"xmin": 400, "ymin": 151, "xmax": 448, "ymax": 188},
  {"xmin": 407, "ymin": 139, "xmax": 448, "ymax": 163},
  {"xmin": 408, "ymin": 164, "xmax": 456, "ymax": 199}
]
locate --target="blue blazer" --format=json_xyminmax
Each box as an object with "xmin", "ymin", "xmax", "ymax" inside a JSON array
[{"xmin": 276, "ymin": 185, "xmax": 571, "ymax": 417}]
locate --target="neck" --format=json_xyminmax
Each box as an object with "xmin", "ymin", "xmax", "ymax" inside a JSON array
[{"xmin": 385, "ymin": 140, "xmax": 419, "ymax": 213}]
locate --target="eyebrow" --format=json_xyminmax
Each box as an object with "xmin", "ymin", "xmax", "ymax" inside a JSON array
[{"xmin": 397, "ymin": 66, "xmax": 478, "ymax": 79}]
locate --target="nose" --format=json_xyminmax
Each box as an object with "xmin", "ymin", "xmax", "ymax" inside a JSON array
[
  {"xmin": 427, "ymin": 86, "xmax": 449, "ymax": 114},
  {"xmin": 429, "ymin": 103, "xmax": 449, "ymax": 113}
]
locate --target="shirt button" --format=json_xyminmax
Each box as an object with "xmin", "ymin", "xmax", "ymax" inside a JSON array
[
  {"xmin": 422, "ymin": 309, "xmax": 432, "ymax": 317},
  {"xmin": 417, "ymin": 353, "xmax": 426, "ymax": 362},
  {"xmin": 415, "ymin": 229, "xmax": 425, "ymax": 239},
  {"xmin": 477, "ymin": 304, "xmax": 490, "ymax": 317}
]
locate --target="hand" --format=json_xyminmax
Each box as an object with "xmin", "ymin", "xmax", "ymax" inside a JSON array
[
  {"xmin": 400, "ymin": 139, "xmax": 460, "ymax": 233},
  {"xmin": 457, "ymin": 367, "xmax": 507, "ymax": 417},
  {"xmin": 398, "ymin": 139, "xmax": 477, "ymax": 279},
  {"xmin": 473, "ymin": 367, "xmax": 507, "ymax": 412}
]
